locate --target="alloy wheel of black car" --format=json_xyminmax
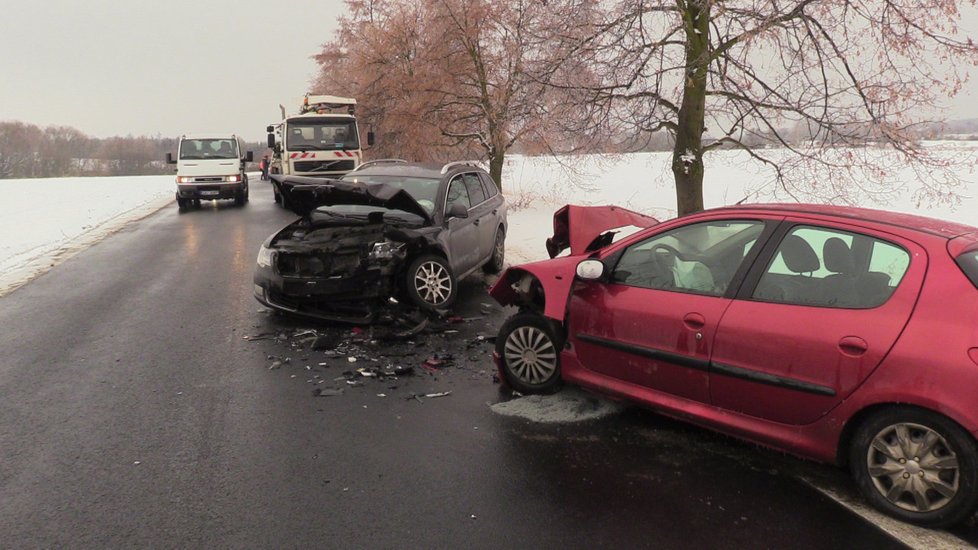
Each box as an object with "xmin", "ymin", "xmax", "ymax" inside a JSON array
[
  {"xmin": 483, "ymin": 228, "xmax": 505, "ymax": 274},
  {"xmin": 849, "ymin": 406, "xmax": 978, "ymax": 527},
  {"xmin": 406, "ymin": 255, "xmax": 457, "ymax": 310},
  {"xmin": 496, "ymin": 312, "xmax": 563, "ymax": 394}
]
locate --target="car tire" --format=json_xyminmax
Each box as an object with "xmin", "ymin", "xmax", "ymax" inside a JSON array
[
  {"xmin": 849, "ymin": 406, "xmax": 978, "ymax": 527},
  {"xmin": 235, "ymin": 189, "xmax": 245, "ymax": 206},
  {"xmin": 405, "ymin": 254, "xmax": 457, "ymax": 310},
  {"xmin": 177, "ymin": 198, "xmax": 188, "ymax": 211},
  {"xmin": 495, "ymin": 312, "xmax": 562, "ymax": 394},
  {"xmin": 482, "ymin": 228, "xmax": 505, "ymax": 274}
]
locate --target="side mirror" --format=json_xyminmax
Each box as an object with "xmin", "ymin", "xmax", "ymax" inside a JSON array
[
  {"xmin": 245, "ymin": 151, "xmax": 254, "ymax": 162},
  {"xmin": 447, "ymin": 203, "xmax": 468, "ymax": 219},
  {"xmin": 166, "ymin": 153, "xmax": 176, "ymax": 164},
  {"xmin": 267, "ymin": 134, "xmax": 275, "ymax": 148},
  {"xmin": 576, "ymin": 259, "xmax": 605, "ymax": 281},
  {"xmin": 367, "ymin": 131, "xmax": 375, "ymax": 146},
  {"xmin": 266, "ymin": 125, "xmax": 274, "ymax": 133}
]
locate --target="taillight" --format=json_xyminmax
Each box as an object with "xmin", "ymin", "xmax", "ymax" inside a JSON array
[
  {"xmin": 226, "ymin": 174, "xmax": 241, "ymax": 183},
  {"xmin": 176, "ymin": 176, "xmax": 193, "ymax": 183}
]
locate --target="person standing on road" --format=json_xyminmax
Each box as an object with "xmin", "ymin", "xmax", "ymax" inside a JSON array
[{"xmin": 260, "ymin": 155, "xmax": 270, "ymax": 180}]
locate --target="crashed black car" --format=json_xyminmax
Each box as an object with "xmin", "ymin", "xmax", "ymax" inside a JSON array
[{"xmin": 254, "ymin": 160, "xmax": 508, "ymax": 322}]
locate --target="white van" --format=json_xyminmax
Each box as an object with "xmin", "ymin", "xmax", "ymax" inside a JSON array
[{"xmin": 166, "ymin": 134, "xmax": 253, "ymax": 210}]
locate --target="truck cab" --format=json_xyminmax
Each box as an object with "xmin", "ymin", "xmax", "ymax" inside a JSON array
[
  {"xmin": 266, "ymin": 95, "xmax": 374, "ymax": 205},
  {"xmin": 166, "ymin": 134, "xmax": 253, "ymax": 210}
]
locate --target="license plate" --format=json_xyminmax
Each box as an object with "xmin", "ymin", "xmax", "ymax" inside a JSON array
[{"xmin": 200, "ymin": 190, "xmax": 219, "ymax": 196}]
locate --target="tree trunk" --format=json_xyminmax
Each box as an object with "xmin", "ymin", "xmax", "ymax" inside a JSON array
[
  {"xmin": 488, "ymin": 151, "xmax": 505, "ymax": 191},
  {"xmin": 671, "ymin": 1, "xmax": 710, "ymax": 216}
]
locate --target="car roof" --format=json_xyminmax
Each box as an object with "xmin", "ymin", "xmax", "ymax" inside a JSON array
[
  {"xmin": 708, "ymin": 203, "xmax": 977, "ymax": 239},
  {"xmin": 349, "ymin": 161, "xmax": 487, "ymax": 179}
]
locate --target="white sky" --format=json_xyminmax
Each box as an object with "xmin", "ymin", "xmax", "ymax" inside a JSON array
[
  {"xmin": 0, "ymin": 0, "xmax": 346, "ymax": 140},
  {"xmin": 0, "ymin": 1, "xmax": 977, "ymax": 141}
]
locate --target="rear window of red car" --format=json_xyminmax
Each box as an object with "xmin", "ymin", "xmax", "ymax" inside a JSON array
[
  {"xmin": 956, "ymin": 250, "xmax": 978, "ymax": 290},
  {"xmin": 950, "ymin": 233, "xmax": 978, "ymax": 290}
]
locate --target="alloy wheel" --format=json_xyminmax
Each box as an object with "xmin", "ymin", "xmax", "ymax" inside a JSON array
[
  {"xmin": 866, "ymin": 422, "xmax": 960, "ymax": 513},
  {"xmin": 413, "ymin": 260, "xmax": 452, "ymax": 305},
  {"xmin": 503, "ymin": 325, "xmax": 558, "ymax": 385}
]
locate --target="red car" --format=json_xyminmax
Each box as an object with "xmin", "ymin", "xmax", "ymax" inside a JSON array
[{"xmin": 490, "ymin": 203, "xmax": 978, "ymax": 527}]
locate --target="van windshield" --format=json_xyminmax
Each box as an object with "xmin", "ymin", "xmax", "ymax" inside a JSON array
[{"xmin": 180, "ymin": 139, "xmax": 238, "ymax": 160}]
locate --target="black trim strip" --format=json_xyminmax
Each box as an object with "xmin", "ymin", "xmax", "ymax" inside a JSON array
[
  {"xmin": 710, "ymin": 362, "xmax": 837, "ymax": 396},
  {"xmin": 576, "ymin": 333, "xmax": 837, "ymax": 397},
  {"xmin": 576, "ymin": 334, "xmax": 710, "ymax": 372}
]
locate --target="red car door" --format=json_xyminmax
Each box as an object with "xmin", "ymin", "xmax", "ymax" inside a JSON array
[
  {"xmin": 567, "ymin": 219, "xmax": 770, "ymax": 403},
  {"xmin": 710, "ymin": 221, "xmax": 927, "ymax": 424}
]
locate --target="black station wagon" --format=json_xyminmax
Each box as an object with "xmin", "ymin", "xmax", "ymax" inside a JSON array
[{"xmin": 254, "ymin": 160, "xmax": 508, "ymax": 322}]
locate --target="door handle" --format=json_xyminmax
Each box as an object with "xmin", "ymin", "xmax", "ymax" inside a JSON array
[
  {"xmin": 683, "ymin": 313, "xmax": 706, "ymax": 330},
  {"xmin": 838, "ymin": 336, "xmax": 868, "ymax": 357}
]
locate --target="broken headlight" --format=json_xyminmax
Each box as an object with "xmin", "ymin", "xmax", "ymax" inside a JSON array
[
  {"xmin": 257, "ymin": 245, "xmax": 275, "ymax": 268},
  {"xmin": 368, "ymin": 241, "xmax": 406, "ymax": 261}
]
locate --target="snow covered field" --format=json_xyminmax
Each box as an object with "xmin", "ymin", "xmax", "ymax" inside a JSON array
[{"xmin": 2, "ymin": 148, "xmax": 977, "ymax": 296}]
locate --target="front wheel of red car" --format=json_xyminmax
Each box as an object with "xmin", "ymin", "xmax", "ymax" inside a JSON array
[
  {"xmin": 849, "ymin": 406, "xmax": 978, "ymax": 527},
  {"xmin": 496, "ymin": 313, "xmax": 563, "ymax": 394}
]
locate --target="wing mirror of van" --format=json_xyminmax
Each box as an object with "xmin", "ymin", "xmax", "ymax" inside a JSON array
[
  {"xmin": 367, "ymin": 131, "xmax": 375, "ymax": 146},
  {"xmin": 166, "ymin": 153, "xmax": 176, "ymax": 164},
  {"xmin": 245, "ymin": 151, "xmax": 254, "ymax": 162}
]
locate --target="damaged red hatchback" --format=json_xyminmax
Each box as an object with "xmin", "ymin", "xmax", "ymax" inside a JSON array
[{"xmin": 490, "ymin": 203, "xmax": 978, "ymax": 527}]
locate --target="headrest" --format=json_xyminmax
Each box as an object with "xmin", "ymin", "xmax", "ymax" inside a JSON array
[
  {"xmin": 823, "ymin": 237, "xmax": 854, "ymax": 274},
  {"xmin": 780, "ymin": 234, "xmax": 819, "ymax": 274}
]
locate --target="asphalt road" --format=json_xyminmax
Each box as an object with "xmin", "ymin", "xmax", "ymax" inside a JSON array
[{"xmin": 0, "ymin": 180, "xmax": 969, "ymax": 548}]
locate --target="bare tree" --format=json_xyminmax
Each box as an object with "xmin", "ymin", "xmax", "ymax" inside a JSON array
[
  {"xmin": 313, "ymin": 0, "xmax": 590, "ymax": 188},
  {"xmin": 543, "ymin": 0, "xmax": 978, "ymax": 215}
]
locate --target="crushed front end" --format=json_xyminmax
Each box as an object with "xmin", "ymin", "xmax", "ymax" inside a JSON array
[{"xmin": 254, "ymin": 219, "xmax": 415, "ymax": 323}]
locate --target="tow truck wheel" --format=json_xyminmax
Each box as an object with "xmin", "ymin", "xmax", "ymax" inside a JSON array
[{"xmin": 176, "ymin": 198, "xmax": 188, "ymax": 211}]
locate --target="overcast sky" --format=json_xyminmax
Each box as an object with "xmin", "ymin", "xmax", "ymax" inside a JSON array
[
  {"xmin": 0, "ymin": 0, "xmax": 346, "ymax": 141},
  {"xmin": 2, "ymin": 0, "xmax": 978, "ymax": 142}
]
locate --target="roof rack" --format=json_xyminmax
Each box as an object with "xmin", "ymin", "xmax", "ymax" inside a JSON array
[
  {"xmin": 352, "ymin": 159, "xmax": 409, "ymax": 172},
  {"xmin": 440, "ymin": 160, "xmax": 484, "ymax": 174}
]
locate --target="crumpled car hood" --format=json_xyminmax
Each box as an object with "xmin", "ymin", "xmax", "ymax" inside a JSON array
[
  {"xmin": 272, "ymin": 174, "xmax": 432, "ymax": 223},
  {"xmin": 545, "ymin": 205, "xmax": 659, "ymax": 258}
]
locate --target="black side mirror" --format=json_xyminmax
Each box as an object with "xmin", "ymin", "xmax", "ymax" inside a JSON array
[
  {"xmin": 266, "ymin": 125, "xmax": 274, "ymax": 133},
  {"xmin": 267, "ymin": 134, "xmax": 276, "ymax": 148},
  {"xmin": 166, "ymin": 153, "xmax": 175, "ymax": 164},
  {"xmin": 367, "ymin": 131, "xmax": 375, "ymax": 146},
  {"xmin": 448, "ymin": 203, "xmax": 468, "ymax": 219},
  {"xmin": 245, "ymin": 151, "xmax": 254, "ymax": 162}
]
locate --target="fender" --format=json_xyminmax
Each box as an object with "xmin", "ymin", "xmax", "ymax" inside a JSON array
[{"xmin": 489, "ymin": 256, "xmax": 583, "ymax": 321}]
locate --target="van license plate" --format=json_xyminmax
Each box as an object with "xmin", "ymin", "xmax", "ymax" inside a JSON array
[{"xmin": 200, "ymin": 190, "xmax": 219, "ymax": 196}]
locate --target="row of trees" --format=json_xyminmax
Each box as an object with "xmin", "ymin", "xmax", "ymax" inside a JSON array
[
  {"xmin": 314, "ymin": 0, "xmax": 978, "ymax": 215},
  {"xmin": 0, "ymin": 121, "xmax": 266, "ymax": 179}
]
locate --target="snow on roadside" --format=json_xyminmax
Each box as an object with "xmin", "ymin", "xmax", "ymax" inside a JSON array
[
  {"xmin": 2, "ymin": 149, "xmax": 976, "ymax": 298},
  {"xmin": 0, "ymin": 175, "xmax": 175, "ymax": 296}
]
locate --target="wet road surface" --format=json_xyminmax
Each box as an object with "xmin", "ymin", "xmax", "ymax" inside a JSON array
[{"xmin": 0, "ymin": 181, "xmax": 972, "ymax": 547}]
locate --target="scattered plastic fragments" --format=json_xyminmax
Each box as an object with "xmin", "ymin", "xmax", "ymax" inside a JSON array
[{"xmin": 316, "ymin": 388, "xmax": 344, "ymax": 397}]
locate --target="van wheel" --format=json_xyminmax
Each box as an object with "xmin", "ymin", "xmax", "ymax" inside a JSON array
[
  {"xmin": 849, "ymin": 406, "xmax": 978, "ymax": 527},
  {"xmin": 235, "ymin": 189, "xmax": 245, "ymax": 206}
]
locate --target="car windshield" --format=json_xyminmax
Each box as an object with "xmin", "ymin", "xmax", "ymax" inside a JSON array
[
  {"xmin": 286, "ymin": 118, "xmax": 359, "ymax": 151},
  {"xmin": 180, "ymin": 139, "xmax": 238, "ymax": 160},
  {"xmin": 340, "ymin": 174, "xmax": 440, "ymax": 215}
]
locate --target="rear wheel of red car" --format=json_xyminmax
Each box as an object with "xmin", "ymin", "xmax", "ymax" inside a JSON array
[
  {"xmin": 496, "ymin": 313, "xmax": 562, "ymax": 394},
  {"xmin": 849, "ymin": 406, "xmax": 978, "ymax": 527},
  {"xmin": 405, "ymin": 254, "xmax": 457, "ymax": 310}
]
